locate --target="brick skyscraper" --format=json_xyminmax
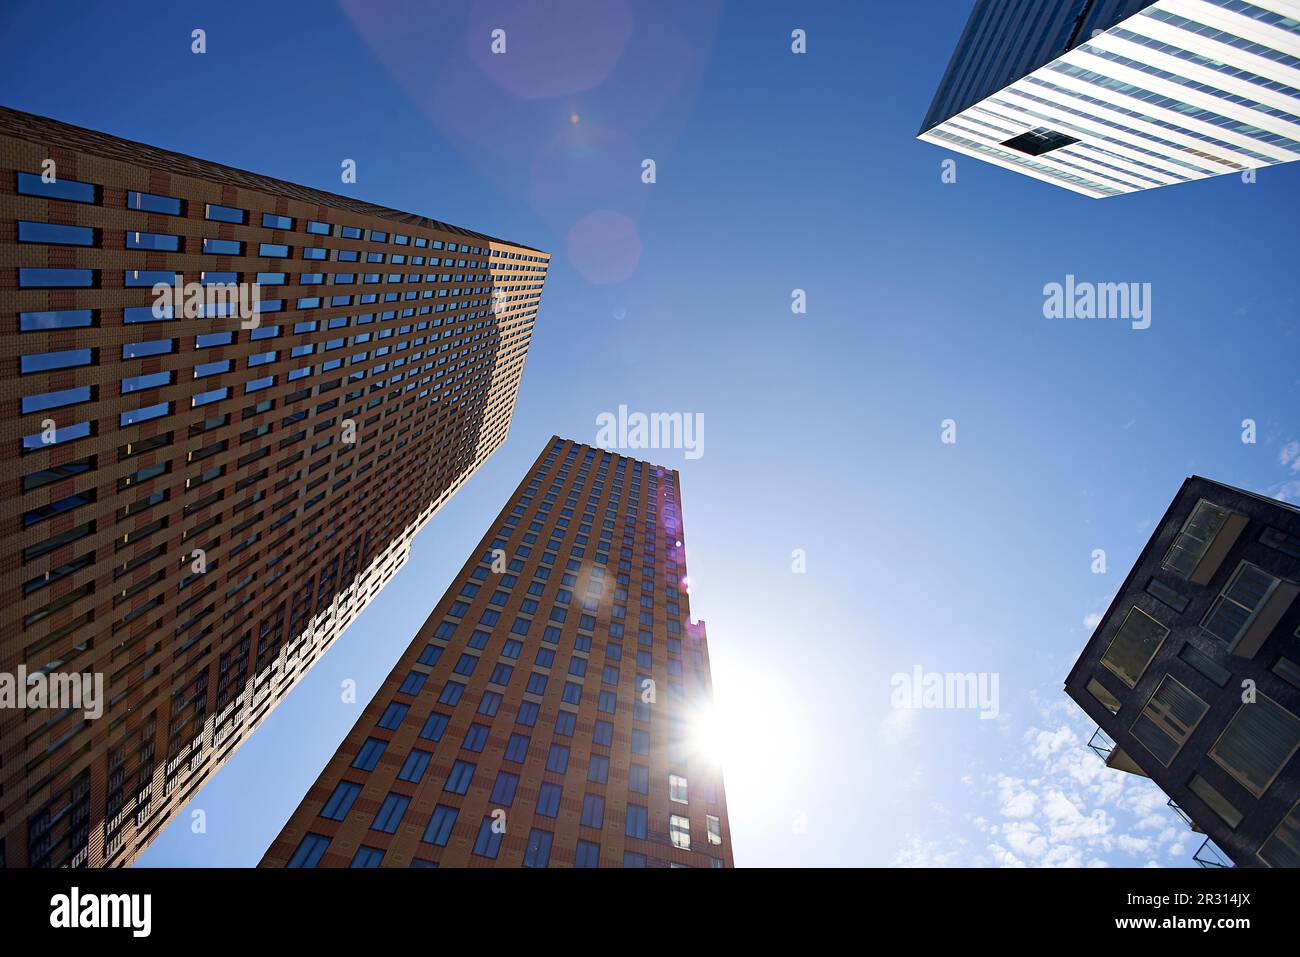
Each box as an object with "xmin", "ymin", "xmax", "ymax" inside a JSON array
[
  {"xmin": 262, "ymin": 437, "xmax": 734, "ymax": 868},
  {"xmin": 0, "ymin": 107, "xmax": 548, "ymax": 867}
]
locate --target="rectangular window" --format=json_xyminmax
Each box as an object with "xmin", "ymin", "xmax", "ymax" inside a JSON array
[
  {"xmin": 1163, "ymin": 499, "xmax": 1230, "ymax": 578},
  {"xmin": 18, "ymin": 221, "xmax": 96, "ymax": 246},
  {"xmin": 524, "ymin": 829, "xmax": 553, "ymax": 868},
  {"xmin": 352, "ymin": 737, "xmax": 387, "ymax": 771},
  {"xmin": 669, "ymin": 773, "xmax": 688, "ymax": 803},
  {"xmin": 127, "ymin": 190, "xmax": 182, "ymax": 215},
  {"xmin": 17, "ymin": 171, "xmax": 98, "ymax": 204},
  {"xmin": 1260, "ymin": 527, "xmax": 1300, "ymax": 559},
  {"xmin": 125, "ymin": 230, "xmax": 181, "ymax": 251},
  {"xmin": 205, "ymin": 203, "xmax": 246, "ymax": 224},
  {"xmin": 1145, "ymin": 577, "xmax": 1189, "ymax": 614},
  {"xmin": 1085, "ymin": 677, "xmax": 1121, "ymax": 714},
  {"xmin": 1178, "ymin": 643, "xmax": 1231, "ymax": 687},
  {"xmin": 320, "ymin": 780, "xmax": 362, "ymax": 820},
  {"xmin": 19, "ymin": 268, "xmax": 94, "ymax": 288},
  {"xmin": 536, "ymin": 782, "xmax": 562, "ymax": 818},
  {"xmin": 20, "ymin": 309, "xmax": 94, "ymax": 331},
  {"xmin": 371, "ymin": 793, "xmax": 410, "ymax": 833},
  {"xmin": 1101, "ymin": 607, "xmax": 1168, "ymax": 687},
  {"xmin": 423, "ymin": 804, "xmax": 458, "ymax": 846},
  {"xmin": 1130, "ymin": 675, "xmax": 1207, "ymax": 766},
  {"xmin": 1201, "ymin": 562, "xmax": 1280, "ymax": 648},
  {"xmin": 1210, "ymin": 695, "xmax": 1300, "ymax": 797},
  {"xmin": 1257, "ymin": 799, "xmax": 1300, "ymax": 868},
  {"xmin": 202, "ymin": 237, "xmax": 242, "ymax": 255},
  {"xmin": 473, "ymin": 816, "xmax": 503, "ymax": 859},
  {"xmin": 707, "ymin": 815, "xmax": 722, "ymax": 845},
  {"xmin": 1186, "ymin": 774, "xmax": 1242, "ymax": 829},
  {"xmin": 669, "ymin": 814, "xmax": 691, "ymax": 850},
  {"xmin": 286, "ymin": 833, "xmax": 329, "ymax": 868}
]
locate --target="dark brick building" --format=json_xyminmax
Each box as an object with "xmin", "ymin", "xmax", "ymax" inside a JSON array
[
  {"xmin": 0, "ymin": 107, "xmax": 548, "ymax": 866},
  {"xmin": 1065, "ymin": 476, "xmax": 1300, "ymax": 867},
  {"xmin": 261, "ymin": 437, "xmax": 734, "ymax": 868}
]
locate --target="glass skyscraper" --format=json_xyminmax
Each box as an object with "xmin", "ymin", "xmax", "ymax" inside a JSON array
[{"xmin": 920, "ymin": 0, "xmax": 1300, "ymax": 196}]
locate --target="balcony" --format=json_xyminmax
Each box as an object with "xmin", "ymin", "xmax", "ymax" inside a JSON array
[
  {"xmin": 1086, "ymin": 727, "xmax": 1149, "ymax": 777},
  {"xmin": 1193, "ymin": 837, "xmax": 1234, "ymax": 868}
]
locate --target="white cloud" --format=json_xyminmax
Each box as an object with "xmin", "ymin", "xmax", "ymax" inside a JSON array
[
  {"xmin": 1281, "ymin": 441, "xmax": 1300, "ymax": 473},
  {"xmin": 1083, "ymin": 612, "xmax": 1103, "ymax": 629}
]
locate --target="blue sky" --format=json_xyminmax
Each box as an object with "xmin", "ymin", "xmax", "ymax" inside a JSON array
[{"xmin": 3, "ymin": 0, "xmax": 1297, "ymax": 867}]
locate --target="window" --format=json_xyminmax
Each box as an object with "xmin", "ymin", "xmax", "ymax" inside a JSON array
[
  {"xmin": 1274, "ymin": 656, "xmax": 1300, "ymax": 689},
  {"xmin": 587, "ymin": 754, "xmax": 609, "ymax": 784},
  {"xmin": 205, "ymin": 203, "xmax": 246, "ymax": 224},
  {"xmin": 1085, "ymin": 678, "xmax": 1121, "ymax": 714},
  {"xmin": 462, "ymin": 723, "xmax": 489, "ymax": 752},
  {"xmin": 581, "ymin": 793, "xmax": 605, "ymax": 828},
  {"xmin": 1260, "ymin": 527, "xmax": 1300, "ymax": 559},
  {"xmin": 1130, "ymin": 676, "xmax": 1207, "ymax": 766},
  {"xmin": 1163, "ymin": 500, "xmax": 1230, "ymax": 578},
  {"xmin": 423, "ymin": 805, "xmax": 458, "ymax": 846},
  {"xmin": 524, "ymin": 828, "xmax": 553, "ymax": 868},
  {"xmin": 397, "ymin": 749, "xmax": 432, "ymax": 783},
  {"xmin": 20, "ymin": 309, "xmax": 93, "ymax": 331},
  {"xmin": 1257, "ymin": 799, "xmax": 1300, "ymax": 867},
  {"xmin": 504, "ymin": 733, "xmax": 530, "ymax": 763},
  {"xmin": 202, "ymin": 237, "xmax": 242, "ymax": 255},
  {"xmin": 536, "ymin": 782, "xmax": 562, "ymax": 818},
  {"xmin": 351, "ymin": 846, "xmax": 384, "ymax": 868},
  {"xmin": 18, "ymin": 221, "xmax": 96, "ymax": 246},
  {"xmin": 377, "ymin": 701, "xmax": 408, "ymax": 730},
  {"xmin": 1187, "ymin": 774, "xmax": 1242, "ymax": 829},
  {"xmin": 17, "ymin": 171, "xmax": 97, "ymax": 204},
  {"xmin": 473, "ymin": 816, "xmax": 504, "ymax": 859},
  {"xmin": 670, "ymin": 814, "xmax": 692, "ymax": 850},
  {"xmin": 625, "ymin": 803, "xmax": 647, "ymax": 839},
  {"xmin": 398, "ymin": 671, "xmax": 427, "ymax": 695},
  {"xmin": 707, "ymin": 814, "xmax": 723, "ymax": 845},
  {"xmin": 127, "ymin": 190, "xmax": 182, "ymax": 215},
  {"xmin": 575, "ymin": 840, "xmax": 601, "ymax": 868},
  {"xmin": 320, "ymin": 780, "xmax": 362, "ymax": 820},
  {"xmin": 629, "ymin": 764, "xmax": 649, "ymax": 794},
  {"xmin": 1101, "ymin": 607, "xmax": 1168, "ymax": 687},
  {"xmin": 371, "ymin": 793, "xmax": 410, "ymax": 833},
  {"xmin": 445, "ymin": 760, "xmax": 475, "ymax": 795},
  {"xmin": 546, "ymin": 743, "xmax": 569, "ymax": 773},
  {"xmin": 490, "ymin": 771, "xmax": 519, "ymax": 807},
  {"xmin": 669, "ymin": 773, "xmax": 688, "ymax": 803},
  {"xmin": 420, "ymin": 712, "xmax": 449, "ymax": 741},
  {"xmin": 286, "ymin": 833, "xmax": 330, "ymax": 868},
  {"xmin": 623, "ymin": 851, "xmax": 646, "ymax": 867},
  {"xmin": 1000, "ymin": 127, "xmax": 1080, "ymax": 156},
  {"xmin": 1145, "ymin": 577, "xmax": 1189, "ymax": 614},
  {"xmin": 1201, "ymin": 562, "xmax": 1280, "ymax": 648},
  {"xmin": 1178, "ymin": 643, "xmax": 1231, "ymax": 687},
  {"xmin": 352, "ymin": 737, "xmax": 387, "ymax": 771},
  {"xmin": 19, "ymin": 268, "xmax": 94, "ymax": 288},
  {"xmin": 1210, "ymin": 695, "xmax": 1300, "ymax": 796}
]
